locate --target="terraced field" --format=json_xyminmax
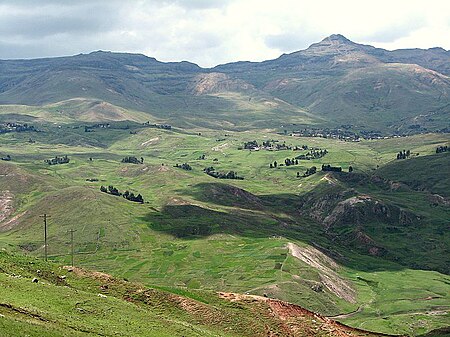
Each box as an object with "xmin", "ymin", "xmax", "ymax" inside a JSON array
[{"xmin": 0, "ymin": 113, "xmax": 449, "ymax": 336}]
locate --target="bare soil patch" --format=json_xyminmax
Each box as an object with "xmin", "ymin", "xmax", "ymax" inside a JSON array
[{"xmin": 287, "ymin": 243, "xmax": 356, "ymax": 303}]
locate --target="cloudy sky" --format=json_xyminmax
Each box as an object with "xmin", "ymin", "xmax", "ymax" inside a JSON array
[{"xmin": 0, "ymin": 0, "xmax": 449, "ymax": 67}]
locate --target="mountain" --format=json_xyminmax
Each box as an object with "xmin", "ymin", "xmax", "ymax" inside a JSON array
[
  {"xmin": 0, "ymin": 35, "xmax": 449, "ymax": 132},
  {"xmin": 214, "ymin": 34, "xmax": 450, "ymax": 132}
]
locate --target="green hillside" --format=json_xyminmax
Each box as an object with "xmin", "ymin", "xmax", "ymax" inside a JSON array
[
  {"xmin": 2, "ymin": 250, "xmax": 397, "ymax": 337},
  {"xmin": 0, "ymin": 34, "xmax": 449, "ymax": 336},
  {"xmin": 0, "ymin": 119, "xmax": 449, "ymax": 336}
]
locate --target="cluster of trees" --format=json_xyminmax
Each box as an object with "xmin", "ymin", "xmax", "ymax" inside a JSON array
[
  {"xmin": 1, "ymin": 154, "xmax": 11, "ymax": 161},
  {"xmin": 274, "ymin": 142, "xmax": 291, "ymax": 150},
  {"xmin": 322, "ymin": 164, "xmax": 342, "ymax": 172},
  {"xmin": 142, "ymin": 122, "xmax": 172, "ymax": 130},
  {"xmin": 299, "ymin": 166, "xmax": 317, "ymax": 177},
  {"xmin": 396, "ymin": 149, "xmax": 411, "ymax": 160},
  {"xmin": 436, "ymin": 145, "xmax": 448, "ymax": 153},
  {"xmin": 84, "ymin": 123, "xmax": 111, "ymax": 132},
  {"xmin": 240, "ymin": 140, "xmax": 291, "ymax": 151},
  {"xmin": 203, "ymin": 167, "xmax": 243, "ymax": 180},
  {"xmin": 284, "ymin": 158, "xmax": 299, "ymax": 166},
  {"xmin": 295, "ymin": 149, "xmax": 328, "ymax": 160},
  {"xmin": 198, "ymin": 154, "xmax": 206, "ymax": 160},
  {"xmin": 292, "ymin": 127, "xmax": 361, "ymax": 141},
  {"xmin": 293, "ymin": 145, "xmax": 309, "ymax": 151},
  {"xmin": 100, "ymin": 185, "xmax": 144, "ymax": 203},
  {"xmin": 243, "ymin": 140, "xmax": 259, "ymax": 150},
  {"xmin": 0, "ymin": 122, "xmax": 37, "ymax": 134},
  {"xmin": 269, "ymin": 158, "xmax": 300, "ymax": 168},
  {"xmin": 121, "ymin": 156, "xmax": 144, "ymax": 164},
  {"xmin": 45, "ymin": 155, "xmax": 70, "ymax": 165},
  {"xmin": 174, "ymin": 163, "xmax": 192, "ymax": 170}
]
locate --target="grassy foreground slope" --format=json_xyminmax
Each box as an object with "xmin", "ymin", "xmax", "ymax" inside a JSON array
[
  {"xmin": 0, "ymin": 250, "xmax": 392, "ymax": 337},
  {"xmin": 0, "ymin": 119, "xmax": 449, "ymax": 336}
]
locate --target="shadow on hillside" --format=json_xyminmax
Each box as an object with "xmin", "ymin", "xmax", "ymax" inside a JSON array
[
  {"xmin": 143, "ymin": 179, "xmax": 450, "ymax": 274},
  {"xmin": 179, "ymin": 181, "xmax": 304, "ymax": 213},
  {"xmin": 141, "ymin": 201, "xmax": 410, "ymax": 273},
  {"xmin": 143, "ymin": 203, "xmax": 309, "ymax": 240}
]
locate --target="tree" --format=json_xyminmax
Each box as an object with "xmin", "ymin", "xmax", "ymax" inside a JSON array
[
  {"xmin": 349, "ymin": 166, "xmax": 353, "ymax": 172},
  {"xmin": 100, "ymin": 186, "xmax": 107, "ymax": 193},
  {"xmin": 274, "ymin": 161, "xmax": 277, "ymax": 168}
]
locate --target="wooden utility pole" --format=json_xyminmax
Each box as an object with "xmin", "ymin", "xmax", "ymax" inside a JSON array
[
  {"xmin": 68, "ymin": 229, "xmax": 77, "ymax": 267},
  {"xmin": 39, "ymin": 214, "xmax": 50, "ymax": 261}
]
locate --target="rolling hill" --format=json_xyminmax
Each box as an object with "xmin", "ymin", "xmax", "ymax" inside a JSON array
[
  {"xmin": 0, "ymin": 34, "xmax": 449, "ymax": 336},
  {"xmin": 0, "ymin": 123, "xmax": 448, "ymax": 335}
]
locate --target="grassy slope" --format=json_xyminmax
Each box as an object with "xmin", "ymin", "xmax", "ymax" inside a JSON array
[
  {"xmin": 0, "ymin": 250, "xmax": 393, "ymax": 337},
  {"xmin": 377, "ymin": 152, "xmax": 450, "ymax": 197},
  {"xmin": 0, "ymin": 120, "xmax": 449, "ymax": 335}
]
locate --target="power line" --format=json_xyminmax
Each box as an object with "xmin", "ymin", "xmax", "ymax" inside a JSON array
[
  {"xmin": 39, "ymin": 214, "xmax": 51, "ymax": 261},
  {"xmin": 68, "ymin": 229, "xmax": 77, "ymax": 267}
]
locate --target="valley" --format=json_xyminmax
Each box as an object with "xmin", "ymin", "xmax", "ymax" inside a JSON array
[
  {"xmin": 0, "ymin": 34, "xmax": 449, "ymax": 336},
  {"xmin": 0, "ymin": 112, "xmax": 448, "ymax": 336}
]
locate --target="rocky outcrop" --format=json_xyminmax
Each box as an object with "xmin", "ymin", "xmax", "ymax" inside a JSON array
[
  {"xmin": 323, "ymin": 195, "xmax": 419, "ymax": 229},
  {"xmin": 188, "ymin": 72, "xmax": 254, "ymax": 95}
]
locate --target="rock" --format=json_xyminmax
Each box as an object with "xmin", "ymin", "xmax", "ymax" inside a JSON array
[
  {"xmin": 59, "ymin": 275, "xmax": 66, "ymax": 280},
  {"xmin": 311, "ymin": 284, "xmax": 323, "ymax": 292},
  {"xmin": 32, "ymin": 278, "xmax": 38, "ymax": 283},
  {"xmin": 97, "ymin": 293, "xmax": 107, "ymax": 298}
]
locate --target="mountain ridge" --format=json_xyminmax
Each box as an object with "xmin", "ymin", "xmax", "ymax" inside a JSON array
[{"xmin": 0, "ymin": 34, "xmax": 449, "ymax": 132}]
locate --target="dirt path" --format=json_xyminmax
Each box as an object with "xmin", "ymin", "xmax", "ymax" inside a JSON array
[
  {"xmin": 327, "ymin": 305, "xmax": 364, "ymax": 319},
  {"xmin": 212, "ymin": 143, "xmax": 229, "ymax": 152},
  {"xmin": 140, "ymin": 137, "xmax": 159, "ymax": 147},
  {"xmin": 0, "ymin": 190, "xmax": 14, "ymax": 223}
]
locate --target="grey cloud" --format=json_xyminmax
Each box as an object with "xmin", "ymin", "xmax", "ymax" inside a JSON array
[
  {"xmin": 0, "ymin": 0, "xmax": 447, "ymax": 67},
  {"xmin": 0, "ymin": 2, "xmax": 124, "ymax": 39},
  {"xmin": 361, "ymin": 16, "xmax": 427, "ymax": 43}
]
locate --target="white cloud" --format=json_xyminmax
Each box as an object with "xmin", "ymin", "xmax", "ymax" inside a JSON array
[{"xmin": 0, "ymin": 0, "xmax": 448, "ymax": 66}]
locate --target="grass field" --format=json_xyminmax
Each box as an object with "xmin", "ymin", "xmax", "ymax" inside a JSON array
[
  {"xmin": 4, "ymin": 250, "xmax": 386, "ymax": 337},
  {"xmin": 0, "ymin": 115, "xmax": 449, "ymax": 336}
]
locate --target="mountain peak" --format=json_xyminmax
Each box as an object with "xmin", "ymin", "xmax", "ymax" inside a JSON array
[
  {"xmin": 326, "ymin": 34, "xmax": 352, "ymax": 43},
  {"xmin": 303, "ymin": 34, "xmax": 360, "ymax": 55}
]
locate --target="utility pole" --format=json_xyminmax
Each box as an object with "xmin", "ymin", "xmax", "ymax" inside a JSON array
[
  {"xmin": 39, "ymin": 214, "xmax": 50, "ymax": 261},
  {"xmin": 68, "ymin": 229, "xmax": 77, "ymax": 267}
]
